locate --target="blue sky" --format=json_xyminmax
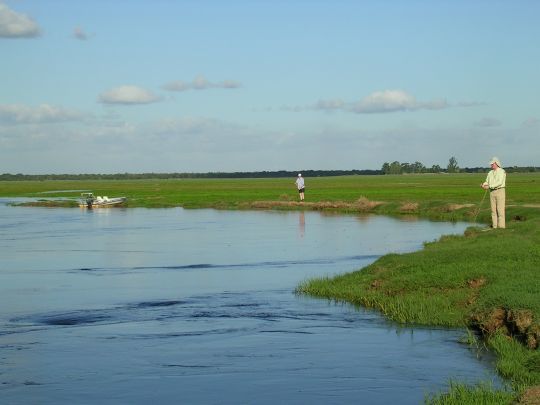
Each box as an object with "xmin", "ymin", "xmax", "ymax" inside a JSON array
[{"xmin": 1, "ymin": 0, "xmax": 538, "ymax": 174}]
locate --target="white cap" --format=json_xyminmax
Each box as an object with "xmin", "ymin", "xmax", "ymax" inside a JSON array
[
  {"xmin": 489, "ymin": 157, "xmax": 502, "ymax": 168},
  {"xmin": 298, "ymin": 173, "xmax": 302, "ymax": 177}
]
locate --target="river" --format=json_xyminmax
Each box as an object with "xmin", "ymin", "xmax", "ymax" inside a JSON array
[{"xmin": 0, "ymin": 200, "xmax": 501, "ymax": 404}]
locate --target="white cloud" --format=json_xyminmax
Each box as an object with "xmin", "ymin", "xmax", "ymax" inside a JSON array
[
  {"xmin": 344, "ymin": 90, "xmax": 448, "ymax": 113},
  {"xmin": 458, "ymin": 101, "xmax": 487, "ymax": 107},
  {"xmin": 314, "ymin": 99, "xmax": 345, "ymax": 111},
  {"xmin": 98, "ymin": 85, "xmax": 162, "ymax": 105},
  {"xmin": 154, "ymin": 117, "xmax": 227, "ymax": 135},
  {"xmin": 73, "ymin": 27, "xmax": 88, "ymax": 40},
  {"xmin": 351, "ymin": 90, "xmax": 420, "ymax": 113},
  {"xmin": 283, "ymin": 90, "xmax": 459, "ymax": 114},
  {"xmin": 0, "ymin": 3, "xmax": 40, "ymax": 38},
  {"xmin": 221, "ymin": 80, "xmax": 242, "ymax": 89},
  {"xmin": 0, "ymin": 104, "xmax": 84, "ymax": 124},
  {"xmin": 522, "ymin": 117, "xmax": 539, "ymax": 128},
  {"xmin": 474, "ymin": 117, "xmax": 502, "ymax": 127},
  {"xmin": 162, "ymin": 75, "xmax": 241, "ymax": 92}
]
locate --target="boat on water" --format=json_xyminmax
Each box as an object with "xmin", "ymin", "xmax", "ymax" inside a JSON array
[{"xmin": 79, "ymin": 193, "xmax": 127, "ymax": 208}]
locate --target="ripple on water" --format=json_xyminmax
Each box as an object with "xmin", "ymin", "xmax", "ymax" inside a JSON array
[
  {"xmin": 5, "ymin": 291, "xmax": 358, "ymax": 337},
  {"xmin": 65, "ymin": 254, "xmax": 381, "ymax": 275},
  {"xmin": 30, "ymin": 311, "xmax": 113, "ymax": 326},
  {"xmin": 134, "ymin": 300, "xmax": 189, "ymax": 308}
]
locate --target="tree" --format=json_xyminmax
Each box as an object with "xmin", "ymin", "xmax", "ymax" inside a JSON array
[
  {"xmin": 401, "ymin": 162, "xmax": 411, "ymax": 173},
  {"xmin": 412, "ymin": 161, "xmax": 426, "ymax": 173},
  {"xmin": 389, "ymin": 161, "xmax": 402, "ymax": 174},
  {"xmin": 447, "ymin": 156, "xmax": 459, "ymax": 173}
]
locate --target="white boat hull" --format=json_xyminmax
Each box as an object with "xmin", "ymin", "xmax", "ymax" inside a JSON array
[{"xmin": 79, "ymin": 196, "xmax": 127, "ymax": 208}]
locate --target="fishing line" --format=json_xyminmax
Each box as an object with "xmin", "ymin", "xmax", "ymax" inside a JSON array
[{"xmin": 473, "ymin": 189, "xmax": 488, "ymax": 223}]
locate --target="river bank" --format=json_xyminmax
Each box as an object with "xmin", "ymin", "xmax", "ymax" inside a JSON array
[{"xmin": 297, "ymin": 216, "xmax": 540, "ymax": 404}]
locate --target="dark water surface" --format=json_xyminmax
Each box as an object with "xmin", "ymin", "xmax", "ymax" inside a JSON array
[{"xmin": 0, "ymin": 200, "xmax": 500, "ymax": 404}]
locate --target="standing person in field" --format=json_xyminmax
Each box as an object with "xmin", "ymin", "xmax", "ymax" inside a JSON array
[
  {"xmin": 295, "ymin": 173, "xmax": 305, "ymax": 201},
  {"xmin": 481, "ymin": 157, "xmax": 506, "ymax": 229}
]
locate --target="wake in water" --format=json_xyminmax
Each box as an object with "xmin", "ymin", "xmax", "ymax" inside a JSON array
[
  {"xmin": 6, "ymin": 291, "xmax": 365, "ymax": 335},
  {"xmin": 67, "ymin": 254, "xmax": 382, "ymax": 274}
]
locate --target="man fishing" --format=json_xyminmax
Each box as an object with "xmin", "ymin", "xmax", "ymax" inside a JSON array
[
  {"xmin": 295, "ymin": 173, "xmax": 305, "ymax": 201},
  {"xmin": 481, "ymin": 157, "xmax": 506, "ymax": 229}
]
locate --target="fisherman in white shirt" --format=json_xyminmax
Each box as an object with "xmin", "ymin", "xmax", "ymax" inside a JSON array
[
  {"xmin": 295, "ymin": 173, "xmax": 305, "ymax": 201},
  {"xmin": 481, "ymin": 157, "xmax": 506, "ymax": 229}
]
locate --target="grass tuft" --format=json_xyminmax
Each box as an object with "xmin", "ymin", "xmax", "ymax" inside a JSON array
[{"xmin": 425, "ymin": 380, "xmax": 515, "ymax": 405}]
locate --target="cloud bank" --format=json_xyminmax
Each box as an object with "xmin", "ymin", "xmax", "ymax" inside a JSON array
[
  {"xmin": 280, "ymin": 90, "xmax": 480, "ymax": 114},
  {"xmin": 314, "ymin": 90, "xmax": 449, "ymax": 114},
  {"xmin": 0, "ymin": 3, "xmax": 40, "ymax": 38},
  {"xmin": 4, "ymin": 119, "xmax": 536, "ymax": 174},
  {"xmin": 162, "ymin": 75, "xmax": 241, "ymax": 92},
  {"xmin": 2, "ymin": 108, "xmax": 538, "ymax": 173},
  {"xmin": 351, "ymin": 90, "xmax": 448, "ymax": 113},
  {"xmin": 99, "ymin": 85, "xmax": 162, "ymax": 105},
  {"xmin": 0, "ymin": 104, "xmax": 84, "ymax": 124},
  {"xmin": 474, "ymin": 117, "xmax": 502, "ymax": 127},
  {"xmin": 522, "ymin": 117, "xmax": 539, "ymax": 128}
]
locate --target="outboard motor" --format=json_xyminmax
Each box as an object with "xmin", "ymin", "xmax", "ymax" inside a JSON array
[{"xmin": 86, "ymin": 196, "xmax": 93, "ymax": 209}]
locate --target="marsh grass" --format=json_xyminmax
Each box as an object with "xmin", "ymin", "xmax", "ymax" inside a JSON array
[
  {"xmin": 459, "ymin": 329, "xmax": 487, "ymax": 353},
  {"xmin": 425, "ymin": 380, "xmax": 515, "ymax": 405}
]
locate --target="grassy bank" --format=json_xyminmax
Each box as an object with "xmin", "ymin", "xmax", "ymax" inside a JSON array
[
  {"xmin": 2, "ymin": 173, "xmax": 540, "ymax": 403},
  {"xmin": 1, "ymin": 173, "xmax": 539, "ymax": 220}
]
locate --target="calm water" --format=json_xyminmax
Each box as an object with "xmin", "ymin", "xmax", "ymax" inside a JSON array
[{"xmin": 0, "ymin": 200, "xmax": 500, "ymax": 404}]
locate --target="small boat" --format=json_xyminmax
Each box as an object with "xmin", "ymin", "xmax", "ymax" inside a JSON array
[{"xmin": 79, "ymin": 192, "xmax": 127, "ymax": 208}]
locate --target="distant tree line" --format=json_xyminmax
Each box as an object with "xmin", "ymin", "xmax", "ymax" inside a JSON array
[
  {"xmin": 381, "ymin": 157, "xmax": 539, "ymax": 175},
  {"xmin": 1, "ymin": 162, "xmax": 538, "ymax": 181},
  {"xmin": 0, "ymin": 169, "xmax": 380, "ymax": 181},
  {"xmin": 381, "ymin": 157, "xmax": 460, "ymax": 174}
]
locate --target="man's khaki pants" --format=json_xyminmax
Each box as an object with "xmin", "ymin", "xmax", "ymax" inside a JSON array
[{"xmin": 490, "ymin": 188, "xmax": 505, "ymax": 228}]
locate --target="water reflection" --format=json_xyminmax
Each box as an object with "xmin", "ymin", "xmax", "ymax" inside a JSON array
[
  {"xmin": 298, "ymin": 211, "xmax": 305, "ymax": 238},
  {"xmin": 355, "ymin": 214, "xmax": 373, "ymax": 224},
  {"xmin": 400, "ymin": 215, "xmax": 421, "ymax": 222}
]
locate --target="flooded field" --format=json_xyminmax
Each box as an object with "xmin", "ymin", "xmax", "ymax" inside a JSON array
[{"xmin": 0, "ymin": 200, "xmax": 501, "ymax": 404}]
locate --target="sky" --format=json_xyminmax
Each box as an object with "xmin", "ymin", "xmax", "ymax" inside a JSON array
[{"xmin": 1, "ymin": 0, "xmax": 539, "ymax": 174}]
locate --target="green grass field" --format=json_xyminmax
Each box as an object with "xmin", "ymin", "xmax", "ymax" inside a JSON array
[
  {"xmin": 2, "ymin": 172, "xmax": 539, "ymax": 217},
  {"xmin": 2, "ymin": 173, "xmax": 539, "ymax": 404}
]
